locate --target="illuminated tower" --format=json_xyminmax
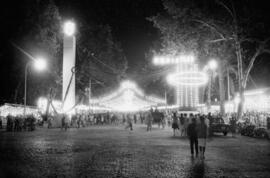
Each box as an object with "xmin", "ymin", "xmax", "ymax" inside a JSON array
[
  {"xmin": 176, "ymin": 62, "xmax": 200, "ymax": 108},
  {"xmin": 62, "ymin": 21, "xmax": 76, "ymax": 112},
  {"xmin": 154, "ymin": 54, "xmax": 207, "ymax": 110}
]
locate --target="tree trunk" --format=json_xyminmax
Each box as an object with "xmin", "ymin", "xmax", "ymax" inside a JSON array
[
  {"xmin": 207, "ymin": 72, "xmax": 212, "ymax": 109},
  {"xmin": 218, "ymin": 63, "xmax": 225, "ymax": 116},
  {"xmin": 237, "ymin": 86, "xmax": 244, "ymax": 119},
  {"xmin": 235, "ymin": 38, "xmax": 244, "ymax": 120}
]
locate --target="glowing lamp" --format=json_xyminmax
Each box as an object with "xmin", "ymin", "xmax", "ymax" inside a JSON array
[
  {"xmin": 234, "ymin": 97, "xmax": 240, "ymax": 104},
  {"xmin": 34, "ymin": 58, "xmax": 47, "ymax": 71},
  {"xmin": 208, "ymin": 59, "xmax": 217, "ymax": 70},
  {"xmin": 64, "ymin": 21, "xmax": 76, "ymax": 36}
]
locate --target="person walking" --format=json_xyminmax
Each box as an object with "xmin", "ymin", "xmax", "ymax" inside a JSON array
[
  {"xmin": 161, "ymin": 112, "xmax": 165, "ymax": 129},
  {"xmin": 179, "ymin": 114, "xmax": 185, "ymax": 136},
  {"xmin": 146, "ymin": 111, "xmax": 153, "ymax": 131},
  {"xmin": 61, "ymin": 114, "xmax": 66, "ymax": 131},
  {"xmin": 197, "ymin": 116, "xmax": 208, "ymax": 159},
  {"xmin": 172, "ymin": 112, "xmax": 179, "ymax": 136},
  {"xmin": 125, "ymin": 114, "xmax": 133, "ymax": 131},
  {"xmin": 48, "ymin": 116, "xmax": 52, "ymax": 129},
  {"xmin": 187, "ymin": 117, "xmax": 198, "ymax": 157},
  {"xmin": 230, "ymin": 116, "xmax": 237, "ymax": 138}
]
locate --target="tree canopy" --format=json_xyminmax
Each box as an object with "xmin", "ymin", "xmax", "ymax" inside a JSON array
[{"xmin": 12, "ymin": 0, "xmax": 128, "ymax": 105}]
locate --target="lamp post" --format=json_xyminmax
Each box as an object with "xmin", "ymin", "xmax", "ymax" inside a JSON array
[
  {"xmin": 207, "ymin": 59, "xmax": 217, "ymax": 109},
  {"xmin": 24, "ymin": 58, "xmax": 47, "ymax": 116}
]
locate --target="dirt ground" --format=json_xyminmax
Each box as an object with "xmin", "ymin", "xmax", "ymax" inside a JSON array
[{"xmin": 0, "ymin": 125, "xmax": 269, "ymax": 178}]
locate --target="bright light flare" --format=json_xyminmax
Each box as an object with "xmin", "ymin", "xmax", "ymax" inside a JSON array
[
  {"xmin": 121, "ymin": 80, "xmax": 136, "ymax": 89},
  {"xmin": 34, "ymin": 58, "xmax": 47, "ymax": 71},
  {"xmin": 64, "ymin": 21, "xmax": 76, "ymax": 36},
  {"xmin": 208, "ymin": 59, "xmax": 218, "ymax": 70},
  {"xmin": 123, "ymin": 90, "xmax": 134, "ymax": 102},
  {"xmin": 234, "ymin": 97, "xmax": 240, "ymax": 104}
]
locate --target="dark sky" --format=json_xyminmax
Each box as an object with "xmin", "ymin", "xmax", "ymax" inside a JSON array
[
  {"xmin": 55, "ymin": 0, "xmax": 163, "ymax": 73},
  {"xmin": 0, "ymin": 0, "xmax": 270, "ymax": 104}
]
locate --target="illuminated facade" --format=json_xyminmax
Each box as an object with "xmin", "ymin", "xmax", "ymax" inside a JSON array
[{"xmin": 228, "ymin": 88, "xmax": 270, "ymax": 113}]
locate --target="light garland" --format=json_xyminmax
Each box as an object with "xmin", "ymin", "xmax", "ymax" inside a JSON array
[
  {"xmin": 0, "ymin": 103, "xmax": 38, "ymax": 117},
  {"xmin": 90, "ymin": 80, "xmax": 166, "ymax": 112},
  {"xmin": 167, "ymin": 71, "xmax": 208, "ymax": 86},
  {"xmin": 170, "ymin": 57, "xmax": 205, "ymax": 108},
  {"xmin": 153, "ymin": 54, "xmax": 195, "ymax": 65}
]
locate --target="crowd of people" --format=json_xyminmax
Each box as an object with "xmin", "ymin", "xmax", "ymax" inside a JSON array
[
  {"xmin": 1, "ymin": 108, "xmax": 269, "ymax": 159},
  {"xmin": 1, "ymin": 109, "xmax": 269, "ymax": 137},
  {"xmin": 45, "ymin": 110, "xmax": 157, "ymax": 131},
  {"xmin": 1, "ymin": 114, "xmax": 37, "ymax": 132}
]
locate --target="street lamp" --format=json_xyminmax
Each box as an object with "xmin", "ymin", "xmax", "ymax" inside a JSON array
[
  {"xmin": 24, "ymin": 58, "xmax": 47, "ymax": 116},
  {"xmin": 63, "ymin": 20, "xmax": 76, "ymax": 36},
  {"xmin": 206, "ymin": 59, "xmax": 218, "ymax": 109},
  {"xmin": 208, "ymin": 59, "xmax": 218, "ymax": 70}
]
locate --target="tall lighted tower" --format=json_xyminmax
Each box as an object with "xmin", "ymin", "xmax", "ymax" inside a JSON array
[
  {"xmin": 62, "ymin": 21, "xmax": 76, "ymax": 112},
  {"xmin": 176, "ymin": 61, "xmax": 199, "ymax": 108},
  {"xmin": 154, "ymin": 54, "xmax": 207, "ymax": 110}
]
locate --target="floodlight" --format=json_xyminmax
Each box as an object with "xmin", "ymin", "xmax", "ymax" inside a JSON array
[
  {"xmin": 64, "ymin": 21, "xmax": 76, "ymax": 36},
  {"xmin": 34, "ymin": 58, "xmax": 47, "ymax": 71},
  {"xmin": 208, "ymin": 59, "xmax": 218, "ymax": 70}
]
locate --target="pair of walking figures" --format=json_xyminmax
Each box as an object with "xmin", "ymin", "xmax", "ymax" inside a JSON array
[{"xmin": 187, "ymin": 117, "xmax": 208, "ymax": 159}]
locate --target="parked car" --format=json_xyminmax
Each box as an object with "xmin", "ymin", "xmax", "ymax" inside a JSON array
[
  {"xmin": 240, "ymin": 125, "xmax": 255, "ymax": 137},
  {"xmin": 253, "ymin": 127, "xmax": 269, "ymax": 139},
  {"xmin": 210, "ymin": 117, "xmax": 230, "ymax": 136}
]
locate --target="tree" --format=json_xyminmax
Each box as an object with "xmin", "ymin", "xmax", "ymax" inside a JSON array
[
  {"xmin": 148, "ymin": 0, "xmax": 232, "ymax": 114},
  {"xmin": 12, "ymin": 0, "xmax": 62, "ymax": 105},
  {"xmin": 13, "ymin": 0, "xmax": 128, "ymax": 105},
  {"xmin": 196, "ymin": 0, "xmax": 270, "ymax": 119},
  {"xmin": 149, "ymin": 0, "xmax": 270, "ymax": 118},
  {"xmin": 75, "ymin": 23, "xmax": 128, "ymax": 103}
]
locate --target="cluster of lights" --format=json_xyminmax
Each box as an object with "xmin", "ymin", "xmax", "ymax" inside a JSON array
[
  {"xmin": 91, "ymin": 81, "xmax": 143, "ymax": 104},
  {"xmin": 37, "ymin": 80, "xmax": 165, "ymax": 113},
  {"xmin": 37, "ymin": 97, "xmax": 63, "ymax": 113},
  {"xmin": 167, "ymin": 71, "xmax": 208, "ymax": 86},
  {"xmin": 216, "ymin": 88, "xmax": 270, "ymax": 113},
  {"xmin": 144, "ymin": 95, "xmax": 166, "ymax": 104},
  {"xmin": 76, "ymin": 104, "xmax": 111, "ymax": 113},
  {"xmin": 232, "ymin": 88, "xmax": 270, "ymax": 112},
  {"xmin": 0, "ymin": 104, "xmax": 38, "ymax": 117},
  {"xmin": 153, "ymin": 54, "xmax": 207, "ymax": 108},
  {"xmin": 153, "ymin": 54, "xmax": 195, "ymax": 65},
  {"xmin": 101, "ymin": 93, "xmax": 158, "ymax": 112},
  {"xmin": 90, "ymin": 80, "xmax": 166, "ymax": 112},
  {"xmin": 37, "ymin": 97, "xmax": 112, "ymax": 114},
  {"xmin": 90, "ymin": 80, "xmax": 165, "ymax": 105}
]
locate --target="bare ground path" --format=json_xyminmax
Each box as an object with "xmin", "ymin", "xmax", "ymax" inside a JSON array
[{"xmin": 0, "ymin": 125, "xmax": 269, "ymax": 178}]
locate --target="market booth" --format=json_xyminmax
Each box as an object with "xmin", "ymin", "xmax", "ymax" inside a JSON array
[
  {"xmin": 0, "ymin": 103, "xmax": 38, "ymax": 117},
  {"xmin": 0, "ymin": 103, "xmax": 39, "ymax": 126}
]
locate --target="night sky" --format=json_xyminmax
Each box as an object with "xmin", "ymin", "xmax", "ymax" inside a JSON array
[{"xmin": 0, "ymin": 0, "xmax": 270, "ymax": 104}]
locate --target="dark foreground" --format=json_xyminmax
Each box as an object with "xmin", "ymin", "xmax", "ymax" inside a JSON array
[{"xmin": 0, "ymin": 125, "xmax": 270, "ymax": 178}]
